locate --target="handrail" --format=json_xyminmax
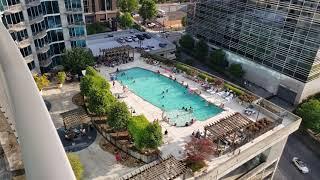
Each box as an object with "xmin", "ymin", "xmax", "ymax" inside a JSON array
[{"xmin": 0, "ymin": 22, "xmax": 76, "ymax": 179}]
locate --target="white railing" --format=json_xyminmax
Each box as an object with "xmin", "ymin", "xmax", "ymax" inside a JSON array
[{"xmin": 0, "ymin": 22, "xmax": 76, "ymax": 180}]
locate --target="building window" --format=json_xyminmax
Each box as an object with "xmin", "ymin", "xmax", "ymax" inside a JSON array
[
  {"xmin": 3, "ymin": 11, "xmax": 24, "ymax": 25},
  {"xmin": 50, "ymin": 42, "xmax": 65, "ymax": 55},
  {"xmin": 69, "ymin": 27, "xmax": 85, "ymax": 37},
  {"xmin": 45, "ymin": 15, "xmax": 62, "ymax": 28},
  {"xmin": 31, "ymin": 20, "xmax": 46, "ymax": 35},
  {"xmin": 65, "ymin": 0, "xmax": 82, "ymax": 11},
  {"xmin": 10, "ymin": 29, "xmax": 28, "ymax": 41},
  {"xmin": 47, "ymin": 29, "xmax": 64, "ymax": 42},
  {"xmin": 71, "ymin": 40, "xmax": 86, "ymax": 47},
  {"xmin": 27, "ymin": 61, "xmax": 36, "ymax": 70},
  {"xmin": 27, "ymin": 4, "xmax": 43, "ymax": 20},
  {"xmin": 20, "ymin": 46, "xmax": 32, "ymax": 57},
  {"xmin": 42, "ymin": 1, "xmax": 59, "ymax": 14},
  {"xmin": 67, "ymin": 14, "xmax": 83, "ymax": 25}
]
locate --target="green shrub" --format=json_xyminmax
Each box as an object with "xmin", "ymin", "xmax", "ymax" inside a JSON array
[
  {"xmin": 296, "ymin": 99, "xmax": 320, "ymax": 133},
  {"xmin": 176, "ymin": 63, "xmax": 196, "ymax": 76},
  {"xmin": 67, "ymin": 153, "xmax": 84, "ymax": 180},
  {"xmin": 128, "ymin": 115, "xmax": 162, "ymax": 150},
  {"xmin": 108, "ymin": 101, "xmax": 131, "ymax": 131},
  {"xmin": 57, "ymin": 71, "xmax": 66, "ymax": 84},
  {"xmin": 85, "ymin": 66, "xmax": 99, "ymax": 76},
  {"xmin": 224, "ymin": 83, "xmax": 245, "ymax": 96},
  {"xmin": 186, "ymin": 159, "xmax": 206, "ymax": 172},
  {"xmin": 197, "ymin": 73, "xmax": 215, "ymax": 83}
]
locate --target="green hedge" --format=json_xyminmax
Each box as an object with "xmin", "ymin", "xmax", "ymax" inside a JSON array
[
  {"xmin": 224, "ymin": 83, "xmax": 245, "ymax": 96},
  {"xmin": 197, "ymin": 73, "xmax": 215, "ymax": 83},
  {"xmin": 176, "ymin": 63, "xmax": 197, "ymax": 76}
]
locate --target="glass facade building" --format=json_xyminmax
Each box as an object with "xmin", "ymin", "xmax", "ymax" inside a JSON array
[
  {"xmin": 187, "ymin": 0, "xmax": 320, "ymax": 83},
  {"xmin": 0, "ymin": 0, "xmax": 87, "ymax": 72}
]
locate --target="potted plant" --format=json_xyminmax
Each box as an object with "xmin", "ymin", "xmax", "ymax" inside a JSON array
[{"xmin": 57, "ymin": 71, "xmax": 66, "ymax": 88}]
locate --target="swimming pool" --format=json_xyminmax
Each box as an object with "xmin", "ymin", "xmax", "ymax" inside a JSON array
[{"xmin": 116, "ymin": 67, "xmax": 223, "ymax": 126}]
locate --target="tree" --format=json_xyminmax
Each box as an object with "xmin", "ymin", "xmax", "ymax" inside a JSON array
[
  {"xmin": 185, "ymin": 137, "xmax": 216, "ymax": 162},
  {"xmin": 181, "ymin": 16, "xmax": 187, "ymax": 27},
  {"xmin": 119, "ymin": 12, "xmax": 134, "ymax": 29},
  {"xmin": 128, "ymin": 115, "xmax": 149, "ymax": 149},
  {"xmin": 139, "ymin": 0, "xmax": 157, "ymax": 24},
  {"xmin": 179, "ymin": 34, "xmax": 195, "ymax": 50},
  {"xmin": 33, "ymin": 74, "xmax": 49, "ymax": 91},
  {"xmin": 67, "ymin": 153, "xmax": 84, "ymax": 180},
  {"xmin": 108, "ymin": 101, "xmax": 131, "ymax": 131},
  {"xmin": 62, "ymin": 47, "xmax": 95, "ymax": 74},
  {"xmin": 87, "ymin": 87, "xmax": 115, "ymax": 115},
  {"xmin": 296, "ymin": 99, "xmax": 320, "ymax": 133},
  {"xmin": 85, "ymin": 66, "xmax": 99, "ymax": 76},
  {"xmin": 128, "ymin": 115, "xmax": 162, "ymax": 149},
  {"xmin": 57, "ymin": 71, "xmax": 66, "ymax": 84},
  {"xmin": 209, "ymin": 49, "xmax": 228, "ymax": 69},
  {"xmin": 117, "ymin": 0, "xmax": 138, "ymax": 13},
  {"xmin": 143, "ymin": 121, "xmax": 162, "ymax": 149},
  {"xmin": 228, "ymin": 63, "xmax": 245, "ymax": 78},
  {"xmin": 194, "ymin": 39, "xmax": 208, "ymax": 60},
  {"xmin": 80, "ymin": 71, "xmax": 110, "ymax": 96}
]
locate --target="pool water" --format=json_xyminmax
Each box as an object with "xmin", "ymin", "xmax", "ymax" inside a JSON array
[{"xmin": 116, "ymin": 67, "xmax": 223, "ymax": 126}]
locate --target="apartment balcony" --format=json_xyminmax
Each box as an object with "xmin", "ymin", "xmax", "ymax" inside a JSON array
[
  {"xmin": 33, "ymin": 29, "xmax": 47, "ymax": 40},
  {"xmin": 16, "ymin": 38, "xmax": 31, "ymax": 49},
  {"xmin": 67, "ymin": 21, "xmax": 85, "ymax": 28},
  {"xmin": 2, "ymin": 4, "xmax": 23, "ymax": 14},
  {"xmin": 70, "ymin": 35, "xmax": 86, "ymax": 41},
  {"xmin": 39, "ymin": 57, "xmax": 52, "ymax": 67},
  {"xmin": 7, "ymin": 22, "xmax": 26, "ymax": 32},
  {"xmin": 25, "ymin": 0, "xmax": 41, "ymax": 7},
  {"xmin": 65, "ymin": 8, "xmax": 84, "ymax": 14},
  {"xmin": 36, "ymin": 44, "xmax": 50, "ymax": 54},
  {"xmin": 23, "ymin": 54, "xmax": 33, "ymax": 63},
  {"xmin": 28, "ymin": 15, "xmax": 44, "ymax": 25}
]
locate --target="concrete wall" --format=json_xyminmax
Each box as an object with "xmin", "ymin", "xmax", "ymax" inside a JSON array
[{"xmin": 224, "ymin": 51, "xmax": 308, "ymax": 104}]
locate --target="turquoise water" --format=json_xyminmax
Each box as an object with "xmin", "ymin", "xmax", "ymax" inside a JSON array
[{"xmin": 116, "ymin": 67, "xmax": 223, "ymax": 126}]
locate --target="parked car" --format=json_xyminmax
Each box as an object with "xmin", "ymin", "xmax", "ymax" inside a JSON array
[
  {"xmin": 117, "ymin": 38, "xmax": 125, "ymax": 43},
  {"xmin": 143, "ymin": 33, "xmax": 151, "ymax": 39},
  {"xmin": 159, "ymin": 43, "xmax": 167, "ymax": 48},
  {"xmin": 292, "ymin": 157, "xmax": 309, "ymax": 173},
  {"xmin": 136, "ymin": 34, "xmax": 145, "ymax": 40},
  {"xmin": 125, "ymin": 37, "xmax": 133, "ymax": 42}
]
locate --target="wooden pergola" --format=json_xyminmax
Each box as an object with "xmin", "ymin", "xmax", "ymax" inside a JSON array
[
  {"xmin": 61, "ymin": 108, "xmax": 91, "ymax": 129},
  {"xmin": 99, "ymin": 45, "xmax": 134, "ymax": 63},
  {"xmin": 120, "ymin": 155, "xmax": 188, "ymax": 180},
  {"xmin": 204, "ymin": 113, "xmax": 253, "ymax": 155}
]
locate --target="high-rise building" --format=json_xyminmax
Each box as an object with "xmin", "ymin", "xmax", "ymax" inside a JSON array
[
  {"xmin": 0, "ymin": 0, "xmax": 87, "ymax": 73},
  {"xmin": 187, "ymin": 0, "xmax": 320, "ymax": 104},
  {"xmin": 83, "ymin": 0, "xmax": 117, "ymax": 23}
]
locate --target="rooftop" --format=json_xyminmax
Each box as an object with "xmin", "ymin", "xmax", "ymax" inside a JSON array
[{"xmin": 87, "ymin": 29, "xmax": 176, "ymax": 57}]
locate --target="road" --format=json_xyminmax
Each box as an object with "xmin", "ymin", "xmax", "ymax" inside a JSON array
[{"xmin": 274, "ymin": 132, "xmax": 320, "ymax": 180}]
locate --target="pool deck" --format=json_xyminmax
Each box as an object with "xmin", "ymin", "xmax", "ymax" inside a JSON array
[{"xmin": 98, "ymin": 53, "xmax": 270, "ymax": 160}]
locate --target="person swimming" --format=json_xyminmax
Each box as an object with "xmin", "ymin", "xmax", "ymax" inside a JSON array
[{"xmin": 166, "ymin": 89, "xmax": 168, "ymax": 93}]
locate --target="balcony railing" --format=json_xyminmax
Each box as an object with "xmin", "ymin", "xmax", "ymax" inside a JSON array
[
  {"xmin": 7, "ymin": 22, "xmax": 26, "ymax": 32},
  {"xmin": 2, "ymin": 4, "xmax": 23, "ymax": 14},
  {"xmin": 39, "ymin": 57, "xmax": 52, "ymax": 67},
  {"xmin": 28, "ymin": 15, "xmax": 44, "ymax": 25},
  {"xmin": 67, "ymin": 21, "xmax": 85, "ymax": 27},
  {"xmin": 36, "ymin": 44, "xmax": 50, "ymax": 54},
  {"xmin": 33, "ymin": 29, "xmax": 47, "ymax": 40},
  {"xmin": 24, "ymin": 54, "xmax": 33, "ymax": 63},
  {"xmin": 25, "ymin": 0, "xmax": 41, "ymax": 7},
  {"xmin": 65, "ymin": 8, "xmax": 83, "ymax": 13},
  {"xmin": 0, "ymin": 21, "xmax": 76, "ymax": 179},
  {"xmin": 17, "ymin": 38, "xmax": 31, "ymax": 49}
]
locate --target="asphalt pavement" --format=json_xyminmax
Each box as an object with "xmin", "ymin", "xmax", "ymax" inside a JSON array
[{"xmin": 274, "ymin": 132, "xmax": 320, "ymax": 180}]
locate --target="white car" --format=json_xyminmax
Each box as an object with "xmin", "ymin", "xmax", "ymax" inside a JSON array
[{"xmin": 292, "ymin": 157, "xmax": 309, "ymax": 173}]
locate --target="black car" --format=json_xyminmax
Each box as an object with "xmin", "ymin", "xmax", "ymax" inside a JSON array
[
  {"xmin": 159, "ymin": 43, "xmax": 167, "ymax": 48},
  {"xmin": 136, "ymin": 34, "xmax": 145, "ymax": 40},
  {"xmin": 143, "ymin": 33, "xmax": 151, "ymax": 39}
]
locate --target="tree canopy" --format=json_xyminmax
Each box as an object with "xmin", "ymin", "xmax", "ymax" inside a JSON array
[
  {"xmin": 128, "ymin": 115, "xmax": 162, "ymax": 150},
  {"xmin": 296, "ymin": 99, "xmax": 320, "ymax": 133},
  {"xmin": 87, "ymin": 87, "xmax": 115, "ymax": 115},
  {"xmin": 67, "ymin": 153, "xmax": 84, "ymax": 180},
  {"xmin": 33, "ymin": 74, "xmax": 49, "ymax": 91},
  {"xmin": 117, "ymin": 0, "xmax": 138, "ymax": 13},
  {"xmin": 194, "ymin": 39, "xmax": 208, "ymax": 60},
  {"xmin": 119, "ymin": 12, "xmax": 134, "ymax": 29},
  {"xmin": 209, "ymin": 49, "xmax": 228, "ymax": 69},
  {"xmin": 228, "ymin": 63, "xmax": 245, "ymax": 78},
  {"xmin": 139, "ymin": 0, "xmax": 157, "ymax": 23},
  {"xmin": 179, "ymin": 34, "xmax": 195, "ymax": 50},
  {"xmin": 62, "ymin": 47, "xmax": 95, "ymax": 74},
  {"xmin": 80, "ymin": 67, "xmax": 110, "ymax": 96},
  {"xmin": 185, "ymin": 137, "xmax": 215, "ymax": 162},
  {"xmin": 108, "ymin": 101, "xmax": 131, "ymax": 131}
]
